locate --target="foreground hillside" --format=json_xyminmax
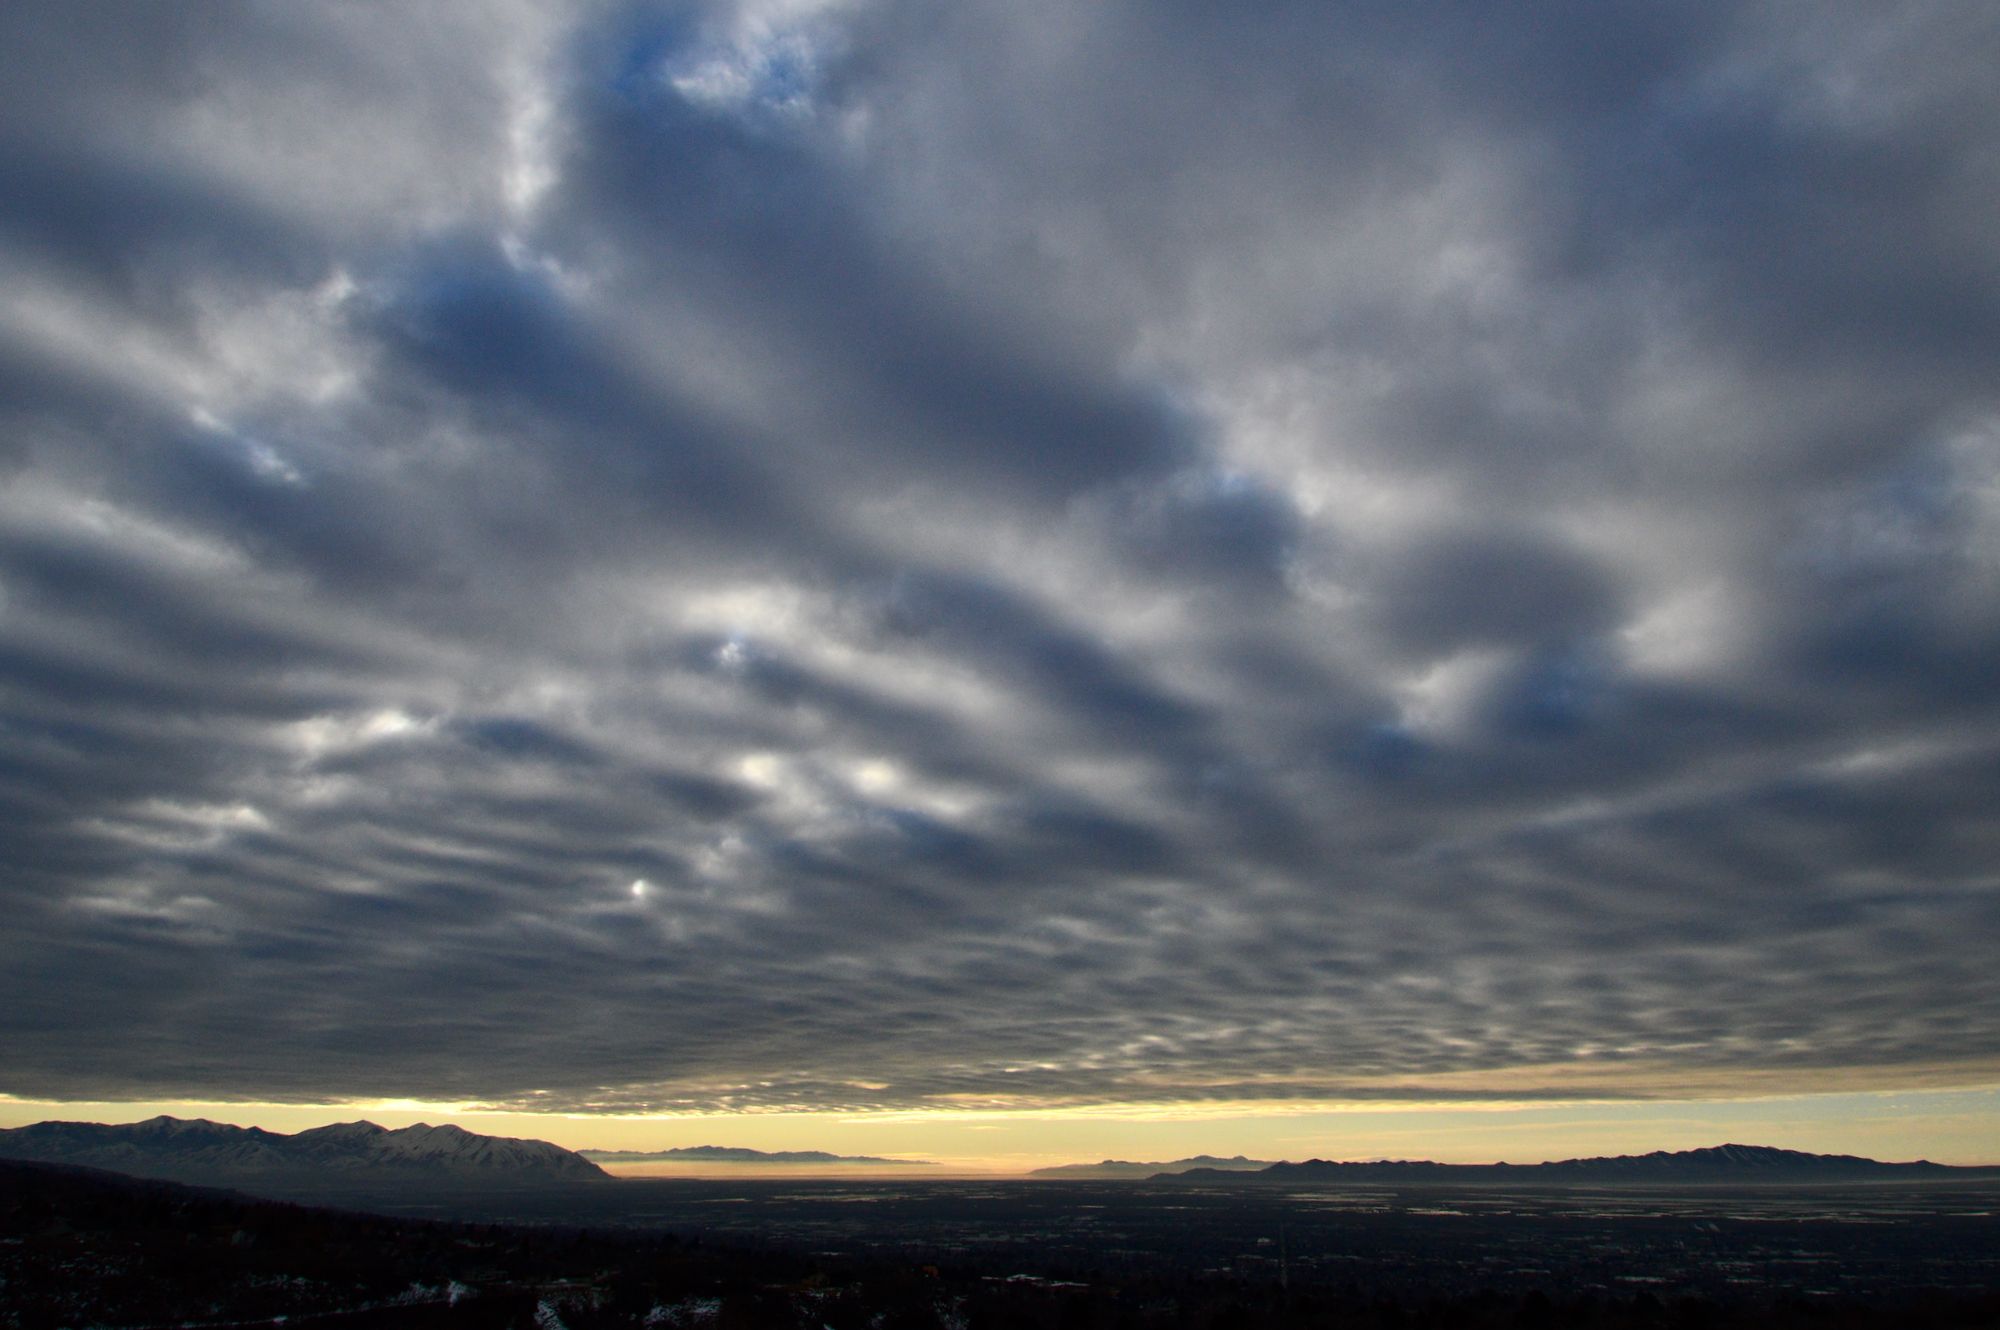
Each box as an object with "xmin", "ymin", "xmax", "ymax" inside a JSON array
[{"xmin": 5, "ymin": 1160, "xmax": 2000, "ymax": 1330}]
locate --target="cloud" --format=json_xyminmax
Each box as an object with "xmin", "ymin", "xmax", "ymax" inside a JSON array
[{"xmin": 2, "ymin": 1, "xmax": 1998, "ymax": 1116}]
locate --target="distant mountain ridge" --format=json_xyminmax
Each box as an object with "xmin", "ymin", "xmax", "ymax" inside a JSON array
[
  {"xmin": 1030, "ymin": 1155, "xmax": 1274, "ymax": 1179},
  {"xmin": 0, "ymin": 1116, "xmax": 608, "ymax": 1187},
  {"xmin": 581, "ymin": 1145, "xmax": 924, "ymax": 1165},
  {"xmin": 1165, "ymin": 1143, "xmax": 1997, "ymax": 1184}
]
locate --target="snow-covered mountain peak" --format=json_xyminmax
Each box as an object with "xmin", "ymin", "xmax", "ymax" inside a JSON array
[
  {"xmin": 295, "ymin": 1121, "xmax": 388, "ymax": 1140},
  {"xmin": 0, "ymin": 1117, "xmax": 609, "ymax": 1186},
  {"xmin": 135, "ymin": 1115, "xmax": 218, "ymax": 1134},
  {"xmin": 397, "ymin": 1122, "xmax": 475, "ymax": 1139}
]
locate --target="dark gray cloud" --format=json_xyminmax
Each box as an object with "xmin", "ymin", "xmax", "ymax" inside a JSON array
[{"xmin": 3, "ymin": 0, "xmax": 1999, "ymax": 1115}]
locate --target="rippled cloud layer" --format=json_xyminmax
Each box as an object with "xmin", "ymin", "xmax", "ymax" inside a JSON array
[{"xmin": 4, "ymin": 1, "xmax": 1999, "ymax": 1114}]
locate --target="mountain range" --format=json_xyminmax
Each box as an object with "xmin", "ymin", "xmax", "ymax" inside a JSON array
[
  {"xmin": 1030, "ymin": 1155, "xmax": 1275, "ymax": 1179},
  {"xmin": 7, "ymin": 1123, "xmax": 1993, "ymax": 1194},
  {"xmin": 0, "ymin": 1116, "xmax": 607, "ymax": 1187},
  {"xmin": 1163, "ymin": 1143, "xmax": 1996, "ymax": 1184},
  {"xmin": 580, "ymin": 1145, "xmax": 925, "ymax": 1165}
]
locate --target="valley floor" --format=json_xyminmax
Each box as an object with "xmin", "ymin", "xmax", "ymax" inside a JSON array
[{"xmin": 6, "ymin": 1162, "xmax": 1999, "ymax": 1329}]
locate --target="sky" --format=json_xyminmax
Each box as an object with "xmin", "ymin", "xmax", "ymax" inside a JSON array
[{"xmin": 3, "ymin": 1, "xmax": 1999, "ymax": 1171}]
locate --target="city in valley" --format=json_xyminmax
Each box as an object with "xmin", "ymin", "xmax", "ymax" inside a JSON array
[{"xmin": 4, "ymin": 1121, "xmax": 1998, "ymax": 1327}]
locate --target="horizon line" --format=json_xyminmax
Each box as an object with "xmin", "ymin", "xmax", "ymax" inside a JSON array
[{"xmin": 6, "ymin": 1110, "xmax": 1997, "ymax": 1174}]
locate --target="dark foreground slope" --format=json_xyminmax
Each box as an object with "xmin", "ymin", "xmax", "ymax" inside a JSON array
[
  {"xmin": 0, "ymin": 1158, "xmax": 700, "ymax": 1329},
  {"xmin": 6, "ymin": 1160, "xmax": 2000, "ymax": 1330}
]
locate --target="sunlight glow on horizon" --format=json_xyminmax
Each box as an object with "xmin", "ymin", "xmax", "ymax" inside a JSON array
[
  {"xmin": 7, "ymin": 0, "xmax": 2000, "ymax": 1192},
  {"xmin": 6, "ymin": 1083, "xmax": 1997, "ymax": 1173}
]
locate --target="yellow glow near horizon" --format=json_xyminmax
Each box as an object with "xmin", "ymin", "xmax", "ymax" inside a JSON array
[{"xmin": 4, "ymin": 1081, "xmax": 1998, "ymax": 1174}]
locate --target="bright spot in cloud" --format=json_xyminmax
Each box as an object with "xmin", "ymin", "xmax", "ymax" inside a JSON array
[{"xmin": 849, "ymin": 758, "xmax": 900, "ymax": 796}]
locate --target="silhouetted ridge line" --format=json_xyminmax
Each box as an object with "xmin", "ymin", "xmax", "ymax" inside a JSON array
[
  {"xmin": 1030, "ymin": 1154, "xmax": 1274, "ymax": 1179},
  {"xmin": 0, "ymin": 1114, "xmax": 608, "ymax": 1186},
  {"xmin": 580, "ymin": 1145, "xmax": 927, "ymax": 1165},
  {"xmin": 1161, "ymin": 1143, "xmax": 1994, "ymax": 1183}
]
